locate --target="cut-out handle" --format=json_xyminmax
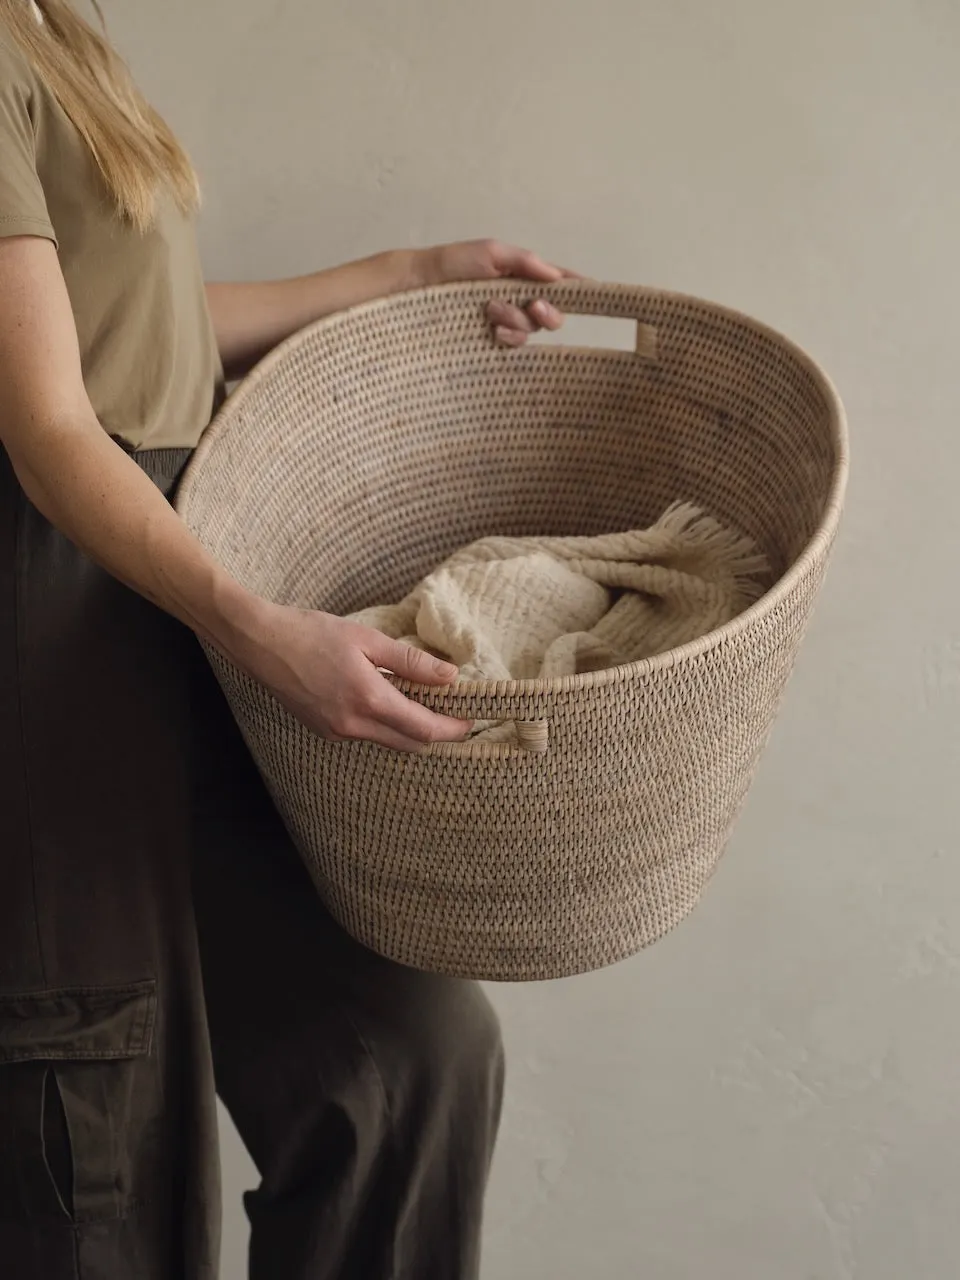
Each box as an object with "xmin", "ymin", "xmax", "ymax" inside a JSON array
[
  {"xmin": 529, "ymin": 313, "xmax": 659, "ymax": 359},
  {"xmin": 487, "ymin": 279, "xmax": 662, "ymax": 360},
  {"xmin": 424, "ymin": 720, "xmax": 550, "ymax": 759}
]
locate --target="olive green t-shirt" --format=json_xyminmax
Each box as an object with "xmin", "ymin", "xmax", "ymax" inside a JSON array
[{"xmin": 0, "ymin": 24, "xmax": 223, "ymax": 449}]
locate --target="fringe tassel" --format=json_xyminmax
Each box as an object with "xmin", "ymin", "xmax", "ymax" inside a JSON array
[{"xmin": 656, "ymin": 502, "xmax": 771, "ymax": 604}]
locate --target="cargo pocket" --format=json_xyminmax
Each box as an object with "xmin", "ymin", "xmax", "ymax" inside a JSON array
[{"xmin": 0, "ymin": 979, "xmax": 159, "ymax": 1224}]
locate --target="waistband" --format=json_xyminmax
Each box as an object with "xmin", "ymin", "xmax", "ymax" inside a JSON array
[{"xmin": 131, "ymin": 447, "xmax": 194, "ymax": 499}]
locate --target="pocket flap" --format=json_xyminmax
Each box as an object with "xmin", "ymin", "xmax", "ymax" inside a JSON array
[{"xmin": 0, "ymin": 979, "xmax": 157, "ymax": 1063}]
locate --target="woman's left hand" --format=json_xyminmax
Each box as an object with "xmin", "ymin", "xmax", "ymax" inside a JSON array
[{"xmin": 420, "ymin": 239, "xmax": 579, "ymax": 347}]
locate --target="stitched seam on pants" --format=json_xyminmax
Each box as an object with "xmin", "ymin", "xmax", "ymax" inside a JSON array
[
  {"xmin": 1, "ymin": 1049, "xmax": 149, "ymax": 1064},
  {"xmin": 0, "ymin": 981, "xmax": 158, "ymax": 1005},
  {"xmin": 13, "ymin": 492, "xmax": 47, "ymax": 987}
]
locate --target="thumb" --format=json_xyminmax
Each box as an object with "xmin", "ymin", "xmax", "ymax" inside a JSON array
[
  {"xmin": 496, "ymin": 246, "xmax": 564, "ymax": 284},
  {"xmin": 362, "ymin": 632, "xmax": 458, "ymax": 686}
]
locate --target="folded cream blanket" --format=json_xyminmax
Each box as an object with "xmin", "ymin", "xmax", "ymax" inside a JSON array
[{"xmin": 349, "ymin": 503, "xmax": 769, "ymax": 740}]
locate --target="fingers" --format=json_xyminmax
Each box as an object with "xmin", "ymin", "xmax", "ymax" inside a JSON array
[
  {"xmin": 491, "ymin": 244, "xmax": 584, "ymax": 282},
  {"xmin": 360, "ymin": 629, "xmax": 457, "ymax": 686},
  {"xmin": 336, "ymin": 720, "xmax": 455, "ymax": 754},
  {"xmin": 492, "ymin": 244, "xmax": 565, "ymax": 283},
  {"xmin": 488, "ymin": 299, "xmax": 565, "ymax": 332},
  {"xmin": 362, "ymin": 727, "xmax": 430, "ymax": 753},
  {"xmin": 493, "ymin": 325, "xmax": 528, "ymax": 348},
  {"xmin": 352, "ymin": 636, "xmax": 473, "ymax": 748},
  {"xmin": 309, "ymin": 653, "xmax": 470, "ymax": 750},
  {"xmin": 481, "ymin": 242, "xmax": 585, "ymax": 346},
  {"xmin": 488, "ymin": 297, "xmax": 565, "ymax": 347},
  {"xmin": 488, "ymin": 299, "xmax": 536, "ymax": 334},
  {"xmin": 488, "ymin": 299, "xmax": 536, "ymax": 347},
  {"xmin": 319, "ymin": 667, "xmax": 470, "ymax": 752},
  {"xmin": 260, "ymin": 609, "xmax": 473, "ymax": 753},
  {"xmin": 363, "ymin": 678, "xmax": 472, "ymax": 747},
  {"xmin": 528, "ymin": 298, "xmax": 565, "ymax": 330}
]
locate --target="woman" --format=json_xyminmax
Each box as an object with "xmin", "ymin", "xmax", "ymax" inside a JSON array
[{"xmin": 0, "ymin": 2, "xmax": 571, "ymax": 1277}]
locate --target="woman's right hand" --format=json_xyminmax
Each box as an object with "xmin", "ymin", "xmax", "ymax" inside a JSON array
[{"xmin": 232, "ymin": 602, "xmax": 472, "ymax": 753}]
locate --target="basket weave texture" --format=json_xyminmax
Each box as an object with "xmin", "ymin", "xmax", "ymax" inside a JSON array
[{"xmin": 176, "ymin": 281, "xmax": 848, "ymax": 981}]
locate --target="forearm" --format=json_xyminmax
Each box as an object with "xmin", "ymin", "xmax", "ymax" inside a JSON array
[
  {"xmin": 9, "ymin": 414, "xmax": 264, "ymax": 657},
  {"xmin": 206, "ymin": 248, "xmax": 428, "ymax": 380},
  {"xmin": 0, "ymin": 235, "xmax": 472, "ymax": 754},
  {"xmin": 0, "ymin": 236, "xmax": 260, "ymax": 651}
]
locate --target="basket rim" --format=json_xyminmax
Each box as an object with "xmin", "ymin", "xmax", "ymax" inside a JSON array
[{"xmin": 177, "ymin": 279, "xmax": 849, "ymax": 698}]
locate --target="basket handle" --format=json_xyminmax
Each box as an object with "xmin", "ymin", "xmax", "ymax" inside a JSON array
[
  {"xmin": 487, "ymin": 279, "xmax": 661, "ymax": 359},
  {"xmin": 389, "ymin": 677, "xmax": 553, "ymax": 757},
  {"xmin": 425, "ymin": 719, "xmax": 550, "ymax": 759}
]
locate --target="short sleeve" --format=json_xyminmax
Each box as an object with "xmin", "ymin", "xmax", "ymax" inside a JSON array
[{"xmin": 0, "ymin": 37, "xmax": 57, "ymax": 245}]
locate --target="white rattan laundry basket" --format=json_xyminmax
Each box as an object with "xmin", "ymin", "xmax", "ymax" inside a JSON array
[{"xmin": 176, "ymin": 281, "xmax": 848, "ymax": 981}]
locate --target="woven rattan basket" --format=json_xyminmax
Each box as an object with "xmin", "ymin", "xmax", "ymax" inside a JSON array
[{"xmin": 176, "ymin": 281, "xmax": 848, "ymax": 981}]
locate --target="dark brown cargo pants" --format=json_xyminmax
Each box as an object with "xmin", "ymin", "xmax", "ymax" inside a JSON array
[{"xmin": 0, "ymin": 446, "xmax": 503, "ymax": 1279}]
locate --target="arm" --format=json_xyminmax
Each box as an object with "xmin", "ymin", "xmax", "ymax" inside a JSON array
[
  {"xmin": 206, "ymin": 240, "xmax": 572, "ymax": 380},
  {"xmin": 206, "ymin": 249, "xmax": 424, "ymax": 381},
  {"xmin": 0, "ymin": 236, "xmax": 470, "ymax": 752}
]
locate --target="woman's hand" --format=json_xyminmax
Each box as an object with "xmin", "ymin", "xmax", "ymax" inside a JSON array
[
  {"xmin": 420, "ymin": 239, "xmax": 579, "ymax": 347},
  {"xmin": 234, "ymin": 602, "xmax": 472, "ymax": 753},
  {"xmin": 207, "ymin": 240, "xmax": 581, "ymax": 377}
]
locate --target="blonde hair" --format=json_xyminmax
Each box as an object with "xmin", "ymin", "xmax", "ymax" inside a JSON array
[{"xmin": 1, "ymin": 0, "xmax": 198, "ymax": 229}]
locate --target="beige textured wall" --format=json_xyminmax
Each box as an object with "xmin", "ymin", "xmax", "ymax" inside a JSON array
[{"xmin": 108, "ymin": 1, "xmax": 960, "ymax": 1276}]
